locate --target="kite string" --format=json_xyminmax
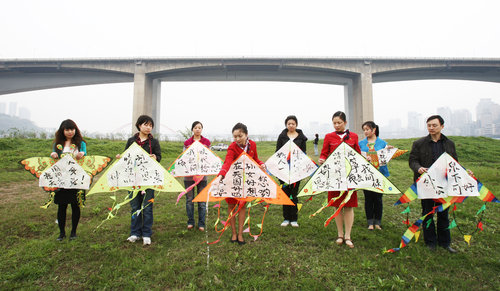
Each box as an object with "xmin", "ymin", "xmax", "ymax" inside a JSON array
[
  {"xmin": 451, "ymin": 202, "xmax": 485, "ymax": 237},
  {"xmin": 205, "ymin": 178, "xmax": 210, "ymax": 277}
]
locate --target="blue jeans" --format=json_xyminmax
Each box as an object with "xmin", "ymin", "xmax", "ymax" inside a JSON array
[
  {"xmin": 185, "ymin": 179, "xmax": 207, "ymax": 228},
  {"xmin": 314, "ymin": 144, "xmax": 318, "ymax": 156},
  {"xmin": 129, "ymin": 189, "xmax": 154, "ymax": 237}
]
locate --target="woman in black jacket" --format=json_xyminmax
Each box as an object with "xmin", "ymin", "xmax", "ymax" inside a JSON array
[{"xmin": 276, "ymin": 115, "xmax": 308, "ymax": 227}]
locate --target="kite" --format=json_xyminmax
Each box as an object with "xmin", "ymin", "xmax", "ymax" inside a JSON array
[
  {"xmin": 265, "ymin": 140, "xmax": 317, "ymax": 185},
  {"xmin": 168, "ymin": 140, "xmax": 223, "ymax": 204},
  {"xmin": 388, "ymin": 152, "xmax": 499, "ymax": 252},
  {"xmin": 192, "ymin": 151, "xmax": 294, "ymax": 243},
  {"xmin": 376, "ymin": 147, "xmax": 408, "ymax": 166},
  {"xmin": 20, "ymin": 144, "xmax": 110, "ymax": 208},
  {"xmin": 297, "ymin": 142, "xmax": 401, "ymax": 226},
  {"xmin": 88, "ymin": 142, "xmax": 185, "ymax": 224}
]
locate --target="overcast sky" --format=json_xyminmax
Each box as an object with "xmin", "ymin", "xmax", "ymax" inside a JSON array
[{"xmin": 1, "ymin": 0, "xmax": 499, "ymax": 138}]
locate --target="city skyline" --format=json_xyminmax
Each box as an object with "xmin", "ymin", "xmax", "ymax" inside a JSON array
[{"xmin": 2, "ymin": 97, "xmax": 499, "ymax": 140}]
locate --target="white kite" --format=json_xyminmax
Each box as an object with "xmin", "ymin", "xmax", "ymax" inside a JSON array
[
  {"xmin": 168, "ymin": 140, "xmax": 223, "ymax": 203},
  {"xmin": 265, "ymin": 140, "xmax": 317, "ymax": 184},
  {"xmin": 415, "ymin": 153, "xmax": 478, "ymax": 199},
  {"xmin": 297, "ymin": 142, "xmax": 401, "ymax": 226},
  {"xmin": 169, "ymin": 140, "xmax": 223, "ymax": 177},
  {"xmin": 376, "ymin": 147, "xmax": 408, "ymax": 166},
  {"xmin": 88, "ymin": 142, "xmax": 184, "ymax": 223},
  {"xmin": 298, "ymin": 142, "xmax": 400, "ymax": 196},
  {"xmin": 39, "ymin": 154, "xmax": 91, "ymax": 190}
]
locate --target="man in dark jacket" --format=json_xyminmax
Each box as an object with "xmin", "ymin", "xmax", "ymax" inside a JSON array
[{"xmin": 409, "ymin": 115, "xmax": 457, "ymax": 253}]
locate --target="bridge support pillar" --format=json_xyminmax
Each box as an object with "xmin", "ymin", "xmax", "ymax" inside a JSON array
[
  {"xmin": 132, "ymin": 63, "xmax": 161, "ymax": 135},
  {"xmin": 344, "ymin": 68, "xmax": 374, "ymax": 136}
]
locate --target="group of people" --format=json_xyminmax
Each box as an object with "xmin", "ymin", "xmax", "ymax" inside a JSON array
[{"xmin": 50, "ymin": 111, "xmax": 458, "ymax": 252}]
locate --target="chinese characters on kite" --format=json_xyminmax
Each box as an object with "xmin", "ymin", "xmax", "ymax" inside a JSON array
[
  {"xmin": 50, "ymin": 119, "xmax": 87, "ymax": 241},
  {"xmin": 318, "ymin": 111, "xmax": 360, "ymax": 249},
  {"xmin": 121, "ymin": 115, "xmax": 162, "ymax": 246},
  {"xmin": 211, "ymin": 123, "xmax": 267, "ymax": 245},
  {"xmin": 274, "ymin": 115, "xmax": 308, "ymax": 228}
]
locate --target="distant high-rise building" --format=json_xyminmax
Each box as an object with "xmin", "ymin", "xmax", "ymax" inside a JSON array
[
  {"xmin": 8, "ymin": 102, "xmax": 17, "ymax": 116},
  {"xmin": 408, "ymin": 111, "xmax": 422, "ymax": 130},
  {"xmin": 452, "ymin": 109, "xmax": 472, "ymax": 127},
  {"xmin": 0, "ymin": 102, "xmax": 5, "ymax": 115},
  {"xmin": 437, "ymin": 107, "xmax": 453, "ymax": 127},
  {"xmin": 476, "ymin": 98, "xmax": 500, "ymax": 126}
]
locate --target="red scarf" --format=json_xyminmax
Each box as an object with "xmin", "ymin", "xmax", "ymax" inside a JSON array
[{"xmin": 135, "ymin": 133, "xmax": 153, "ymax": 154}]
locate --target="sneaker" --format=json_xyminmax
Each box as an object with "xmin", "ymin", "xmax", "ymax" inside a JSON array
[
  {"xmin": 127, "ymin": 235, "xmax": 139, "ymax": 243},
  {"xmin": 57, "ymin": 234, "xmax": 66, "ymax": 241},
  {"xmin": 290, "ymin": 221, "xmax": 299, "ymax": 228},
  {"xmin": 143, "ymin": 237, "xmax": 151, "ymax": 245},
  {"xmin": 280, "ymin": 220, "xmax": 290, "ymax": 227}
]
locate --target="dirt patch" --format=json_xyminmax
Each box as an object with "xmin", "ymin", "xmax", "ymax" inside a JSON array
[{"xmin": 0, "ymin": 181, "xmax": 47, "ymax": 206}]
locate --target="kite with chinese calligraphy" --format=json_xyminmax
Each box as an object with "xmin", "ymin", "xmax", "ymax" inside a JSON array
[
  {"xmin": 168, "ymin": 140, "xmax": 223, "ymax": 204},
  {"xmin": 193, "ymin": 152, "xmax": 294, "ymax": 243},
  {"xmin": 388, "ymin": 153, "xmax": 499, "ymax": 252},
  {"xmin": 265, "ymin": 140, "xmax": 317, "ymax": 185},
  {"xmin": 20, "ymin": 144, "xmax": 110, "ymax": 208},
  {"xmin": 88, "ymin": 142, "xmax": 184, "ymax": 224},
  {"xmin": 297, "ymin": 142, "xmax": 401, "ymax": 226}
]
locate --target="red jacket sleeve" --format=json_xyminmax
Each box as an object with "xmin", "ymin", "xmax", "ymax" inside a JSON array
[{"xmin": 218, "ymin": 142, "xmax": 238, "ymax": 177}]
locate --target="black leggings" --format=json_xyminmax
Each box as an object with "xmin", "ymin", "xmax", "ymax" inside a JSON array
[{"xmin": 57, "ymin": 202, "xmax": 80, "ymax": 235}]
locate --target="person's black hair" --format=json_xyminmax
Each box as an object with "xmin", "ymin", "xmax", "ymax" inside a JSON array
[
  {"xmin": 332, "ymin": 111, "xmax": 347, "ymax": 122},
  {"xmin": 362, "ymin": 121, "xmax": 380, "ymax": 137},
  {"xmin": 191, "ymin": 121, "xmax": 203, "ymax": 131},
  {"xmin": 54, "ymin": 119, "xmax": 84, "ymax": 151},
  {"xmin": 135, "ymin": 115, "xmax": 154, "ymax": 131},
  {"xmin": 426, "ymin": 115, "xmax": 444, "ymax": 126},
  {"xmin": 315, "ymin": 133, "xmax": 319, "ymax": 138},
  {"xmin": 232, "ymin": 122, "xmax": 248, "ymax": 135},
  {"xmin": 285, "ymin": 115, "xmax": 298, "ymax": 126}
]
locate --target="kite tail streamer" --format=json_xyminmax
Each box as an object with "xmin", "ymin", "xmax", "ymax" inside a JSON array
[
  {"xmin": 208, "ymin": 202, "xmax": 245, "ymax": 244},
  {"xmin": 40, "ymin": 191, "xmax": 56, "ymax": 209},
  {"xmin": 248, "ymin": 202, "xmax": 269, "ymax": 239},
  {"xmin": 451, "ymin": 202, "xmax": 487, "ymax": 242},
  {"xmin": 96, "ymin": 190, "xmax": 140, "ymax": 229},
  {"xmin": 386, "ymin": 201, "xmax": 453, "ymax": 253},
  {"xmin": 310, "ymin": 192, "xmax": 347, "ymax": 218},
  {"xmin": 77, "ymin": 190, "xmax": 86, "ymax": 208},
  {"xmin": 324, "ymin": 190, "xmax": 354, "ymax": 227},
  {"xmin": 175, "ymin": 175, "xmax": 204, "ymax": 205}
]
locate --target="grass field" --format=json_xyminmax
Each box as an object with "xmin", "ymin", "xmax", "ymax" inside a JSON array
[{"xmin": 0, "ymin": 137, "xmax": 499, "ymax": 290}]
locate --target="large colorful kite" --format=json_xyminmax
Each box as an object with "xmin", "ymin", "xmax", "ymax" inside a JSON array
[
  {"xmin": 388, "ymin": 152, "xmax": 499, "ymax": 252},
  {"xmin": 265, "ymin": 140, "xmax": 317, "ymax": 185},
  {"xmin": 21, "ymin": 144, "xmax": 110, "ymax": 208},
  {"xmin": 168, "ymin": 140, "xmax": 223, "ymax": 204},
  {"xmin": 88, "ymin": 142, "xmax": 184, "ymax": 223},
  {"xmin": 297, "ymin": 142, "xmax": 401, "ymax": 226},
  {"xmin": 193, "ymin": 152, "xmax": 294, "ymax": 243}
]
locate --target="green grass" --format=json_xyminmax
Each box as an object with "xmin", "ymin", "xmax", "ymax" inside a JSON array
[{"xmin": 1, "ymin": 137, "xmax": 499, "ymax": 290}]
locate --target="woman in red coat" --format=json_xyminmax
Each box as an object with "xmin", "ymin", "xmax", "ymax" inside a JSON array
[
  {"xmin": 318, "ymin": 111, "xmax": 361, "ymax": 249},
  {"xmin": 212, "ymin": 123, "xmax": 265, "ymax": 245}
]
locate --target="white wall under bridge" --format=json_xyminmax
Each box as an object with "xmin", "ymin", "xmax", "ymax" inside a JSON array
[{"xmin": 1, "ymin": 57, "xmax": 500, "ymax": 135}]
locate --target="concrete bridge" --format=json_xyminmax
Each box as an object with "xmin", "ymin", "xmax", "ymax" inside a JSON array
[{"xmin": 1, "ymin": 57, "xmax": 500, "ymax": 134}]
